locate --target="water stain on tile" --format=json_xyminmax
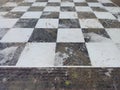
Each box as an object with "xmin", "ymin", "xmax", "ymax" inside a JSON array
[
  {"xmin": 55, "ymin": 43, "xmax": 91, "ymax": 66},
  {"xmin": 82, "ymin": 28, "xmax": 111, "ymax": 42},
  {"xmin": 0, "ymin": 43, "xmax": 25, "ymax": 66}
]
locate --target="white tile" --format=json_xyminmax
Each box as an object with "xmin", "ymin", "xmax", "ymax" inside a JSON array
[
  {"xmin": 105, "ymin": 7, "xmax": 120, "ymax": 14},
  {"xmin": 94, "ymin": 12, "xmax": 116, "ymax": 19},
  {"xmin": 0, "ymin": 28, "xmax": 34, "ymax": 42},
  {"xmin": 73, "ymin": 0, "xmax": 86, "ymax": 2},
  {"xmin": 61, "ymin": 2, "xmax": 75, "ymax": 7},
  {"xmin": 76, "ymin": 6, "xmax": 93, "ymax": 12},
  {"xmin": 60, "ymin": 12, "xmax": 78, "ymax": 19},
  {"xmin": 44, "ymin": 6, "xmax": 60, "ymax": 12},
  {"xmin": 3, "ymin": 2, "xmax": 17, "ymax": 7},
  {"xmin": 36, "ymin": 19, "xmax": 59, "ymax": 28},
  {"xmin": 0, "ymin": 12, "xmax": 8, "ymax": 19},
  {"xmin": 16, "ymin": 43, "xmax": 56, "ymax": 67},
  {"xmin": 48, "ymin": 0, "xmax": 61, "ymax": 2},
  {"xmin": 86, "ymin": 43, "xmax": 120, "ymax": 67},
  {"xmin": 57, "ymin": 29, "xmax": 85, "ymax": 42},
  {"xmin": 11, "ymin": 6, "xmax": 30, "ymax": 12},
  {"xmin": 106, "ymin": 28, "xmax": 120, "ymax": 43},
  {"xmin": 98, "ymin": 0, "xmax": 112, "ymax": 3},
  {"xmin": 88, "ymin": 3, "xmax": 103, "ymax": 7},
  {"xmin": 0, "ymin": 19, "xmax": 18, "ymax": 28},
  {"xmin": 21, "ymin": 12, "xmax": 42, "ymax": 19},
  {"xmin": 79, "ymin": 19, "xmax": 104, "ymax": 28},
  {"xmin": 24, "ymin": 0, "xmax": 36, "ymax": 2},
  {"xmin": 32, "ymin": 2, "xmax": 47, "ymax": 6}
]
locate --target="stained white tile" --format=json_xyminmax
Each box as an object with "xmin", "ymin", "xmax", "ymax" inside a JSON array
[
  {"xmin": 11, "ymin": 6, "xmax": 30, "ymax": 12},
  {"xmin": 24, "ymin": 0, "xmax": 36, "ymax": 2},
  {"xmin": 61, "ymin": 2, "xmax": 75, "ymax": 7},
  {"xmin": 0, "ymin": 12, "xmax": 7, "ymax": 19},
  {"xmin": 44, "ymin": 6, "xmax": 60, "ymax": 12},
  {"xmin": 98, "ymin": 0, "xmax": 112, "ymax": 3},
  {"xmin": 73, "ymin": 0, "xmax": 86, "ymax": 2},
  {"xmin": 105, "ymin": 7, "xmax": 120, "ymax": 14},
  {"xmin": 79, "ymin": 19, "xmax": 104, "ymax": 28},
  {"xmin": 106, "ymin": 28, "xmax": 120, "ymax": 43},
  {"xmin": 48, "ymin": 0, "xmax": 61, "ymax": 2},
  {"xmin": 0, "ymin": 28, "xmax": 34, "ymax": 42},
  {"xmin": 16, "ymin": 43, "xmax": 56, "ymax": 67},
  {"xmin": 21, "ymin": 12, "xmax": 42, "ymax": 19},
  {"xmin": 57, "ymin": 29, "xmax": 85, "ymax": 42},
  {"xmin": 94, "ymin": 12, "xmax": 116, "ymax": 19},
  {"xmin": 76, "ymin": 6, "xmax": 93, "ymax": 12},
  {"xmin": 60, "ymin": 12, "xmax": 78, "ymax": 19},
  {"xmin": 3, "ymin": 2, "xmax": 17, "ymax": 7},
  {"xmin": 88, "ymin": 3, "xmax": 103, "ymax": 7},
  {"xmin": 32, "ymin": 2, "xmax": 47, "ymax": 6},
  {"xmin": 0, "ymin": 19, "xmax": 18, "ymax": 28},
  {"xmin": 86, "ymin": 43, "xmax": 120, "ymax": 67},
  {"xmin": 36, "ymin": 19, "xmax": 59, "ymax": 28}
]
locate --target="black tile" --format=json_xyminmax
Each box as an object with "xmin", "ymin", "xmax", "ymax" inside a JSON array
[
  {"xmin": 99, "ymin": 19, "xmax": 120, "ymax": 28},
  {"xmin": 40, "ymin": 12, "xmax": 59, "ymax": 18},
  {"xmin": 14, "ymin": 19, "xmax": 38, "ymax": 28},
  {"xmin": 4, "ymin": 12, "xmax": 24, "ymax": 18},
  {"xmin": 77, "ymin": 12, "xmax": 97, "ymax": 19},
  {"xmin": 28, "ymin": 7, "xmax": 44, "ymax": 11},
  {"xmin": 0, "ymin": 7, "xmax": 13, "ymax": 12},
  {"xmin": 59, "ymin": 19, "xmax": 80, "ymax": 28},
  {"xmin": 61, "ymin": 7, "xmax": 76, "ymax": 12},
  {"xmin": 47, "ymin": 2, "xmax": 60, "ymax": 6},
  {"xmin": 55, "ymin": 43, "xmax": 91, "ymax": 66},
  {"xmin": 28, "ymin": 28, "xmax": 57, "ymax": 42},
  {"xmin": 75, "ymin": 2, "xmax": 88, "ymax": 6}
]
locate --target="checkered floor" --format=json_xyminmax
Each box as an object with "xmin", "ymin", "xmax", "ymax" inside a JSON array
[{"xmin": 0, "ymin": 0, "xmax": 120, "ymax": 67}]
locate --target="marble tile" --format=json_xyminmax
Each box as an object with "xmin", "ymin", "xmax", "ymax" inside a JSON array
[
  {"xmin": 57, "ymin": 28, "xmax": 84, "ymax": 42},
  {"xmin": 99, "ymin": 19, "xmax": 120, "ymax": 28},
  {"xmin": 0, "ymin": 28, "xmax": 9, "ymax": 40},
  {"xmin": 0, "ymin": 43, "xmax": 25, "ymax": 66},
  {"xmin": 59, "ymin": 19, "xmax": 80, "ymax": 28},
  {"xmin": 61, "ymin": 2, "xmax": 75, "ymax": 7},
  {"xmin": 88, "ymin": 2, "xmax": 104, "ymax": 7},
  {"xmin": 28, "ymin": 7, "xmax": 44, "ymax": 11},
  {"xmin": 36, "ymin": 19, "xmax": 59, "ymax": 28},
  {"xmin": 32, "ymin": 2, "xmax": 47, "ymax": 6},
  {"xmin": 11, "ymin": 6, "xmax": 30, "ymax": 12},
  {"xmin": 16, "ymin": 43, "xmax": 56, "ymax": 67},
  {"xmin": 86, "ymin": 43, "xmax": 120, "ymax": 67},
  {"xmin": 18, "ymin": 2, "xmax": 32, "ymax": 6},
  {"xmin": 75, "ymin": 2, "xmax": 88, "ymax": 6},
  {"xmin": 47, "ymin": 2, "xmax": 60, "ymax": 6},
  {"xmin": 44, "ymin": 6, "xmax": 60, "ymax": 12},
  {"xmin": 2, "ymin": 2, "xmax": 18, "ymax": 7},
  {"xmin": 60, "ymin": 12, "xmax": 78, "ymax": 19},
  {"xmin": 0, "ymin": 19, "xmax": 18, "ymax": 28},
  {"xmin": 14, "ymin": 19, "xmax": 38, "ymax": 28},
  {"xmin": 4, "ymin": 12, "xmax": 24, "ymax": 18},
  {"xmin": 0, "ymin": 7, "xmax": 13, "ymax": 12},
  {"xmin": 28, "ymin": 28, "xmax": 57, "ymax": 42},
  {"xmin": 94, "ymin": 12, "xmax": 116, "ymax": 19},
  {"xmin": 55, "ymin": 43, "xmax": 91, "ymax": 66},
  {"xmin": 79, "ymin": 19, "xmax": 104, "ymax": 28},
  {"xmin": 76, "ymin": 6, "xmax": 93, "ymax": 12},
  {"xmin": 106, "ymin": 28, "xmax": 120, "ymax": 43},
  {"xmin": 21, "ymin": 12, "xmax": 42, "ymax": 19},
  {"xmin": 77, "ymin": 12, "xmax": 96, "ymax": 19},
  {"xmin": 60, "ymin": 7, "xmax": 76, "ymax": 12},
  {"xmin": 82, "ymin": 28, "xmax": 111, "ymax": 43},
  {"xmin": 73, "ymin": 0, "xmax": 86, "ymax": 2},
  {"xmin": 105, "ymin": 7, "xmax": 120, "ymax": 14},
  {"xmin": 91, "ymin": 7, "xmax": 108, "ymax": 12},
  {"xmin": 40, "ymin": 12, "xmax": 59, "ymax": 18},
  {"xmin": 0, "ymin": 28, "xmax": 34, "ymax": 42}
]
